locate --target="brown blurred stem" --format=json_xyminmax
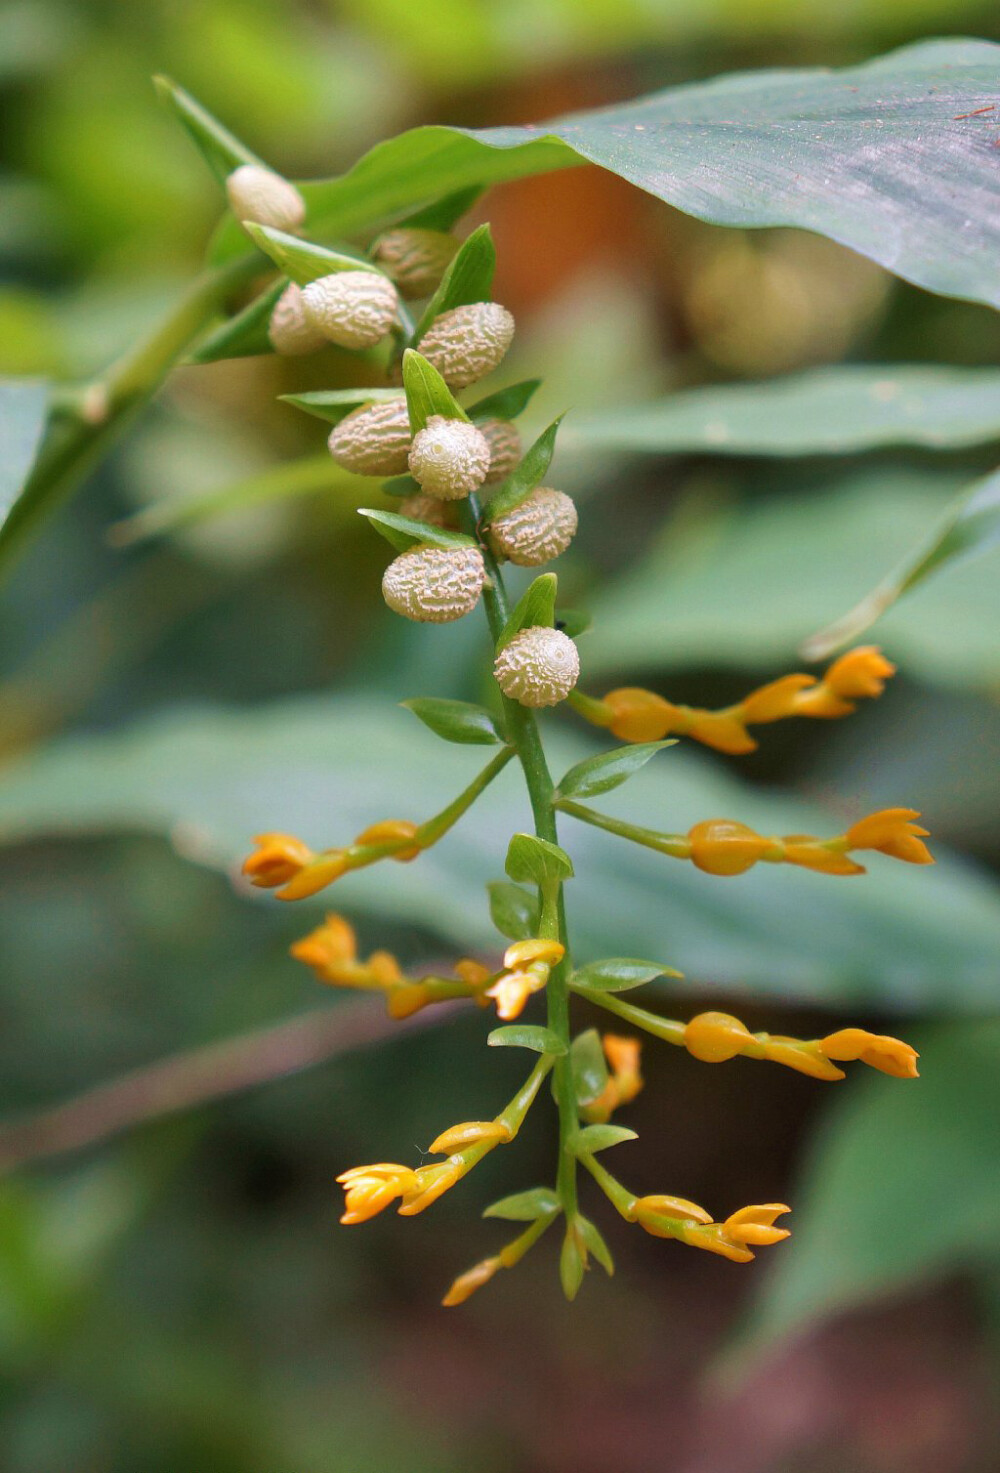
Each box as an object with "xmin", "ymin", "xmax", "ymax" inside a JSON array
[{"xmin": 0, "ymin": 996, "xmax": 459, "ymax": 1173}]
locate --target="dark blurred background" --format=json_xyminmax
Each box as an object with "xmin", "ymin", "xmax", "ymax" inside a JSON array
[{"xmin": 1, "ymin": 2, "xmax": 1000, "ymax": 1469}]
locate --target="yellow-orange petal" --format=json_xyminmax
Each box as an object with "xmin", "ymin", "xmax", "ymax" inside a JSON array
[
  {"xmin": 791, "ymin": 688, "xmax": 856, "ymax": 719},
  {"xmin": 455, "ymin": 958, "xmax": 493, "ymax": 987},
  {"xmin": 275, "ymin": 852, "xmax": 349, "ymax": 900},
  {"xmin": 428, "ymin": 1120, "xmax": 510, "ymax": 1154},
  {"xmin": 487, "ymin": 971, "xmax": 535, "ymax": 1021},
  {"xmin": 354, "ymin": 818, "xmax": 421, "ymax": 862},
  {"xmin": 845, "ymin": 808, "xmax": 933, "ymax": 865},
  {"xmin": 819, "ymin": 1028, "xmax": 919, "ymax": 1079},
  {"xmin": 503, "ymin": 938, "xmax": 565, "ymax": 970},
  {"xmin": 823, "ymin": 646, "xmax": 896, "ymax": 700},
  {"xmin": 397, "ymin": 1160, "xmax": 461, "ymax": 1216},
  {"xmin": 740, "ymin": 674, "xmax": 816, "ymax": 724},
  {"xmin": 679, "ymin": 1224, "xmax": 755, "ymax": 1263},
  {"xmin": 242, "ymin": 832, "xmax": 314, "ymax": 888},
  {"xmin": 442, "ymin": 1255, "xmax": 502, "ymax": 1306},
  {"xmin": 603, "ymin": 1034, "xmax": 642, "ymax": 1077},
  {"xmin": 289, "ymin": 913, "xmax": 357, "ymax": 969},
  {"xmin": 724, "ymin": 1203, "xmax": 791, "ymax": 1230},
  {"xmin": 604, "ymin": 688, "xmax": 678, "ymax": 744},
  {"xmin": 634, "ymin": 1194, "xmax": 713, "ymax": 1226},
  {"xmin": 386, "ymin": 982, "xmax": 431, "ymax": 1019},
  {"xmin": 760, "ymin": 1037, "xmax": 846, "ymax": 1081},
  {"xmin": 782, "ymin": 842, "xmax": 866, "ymax": 876},
  {"xmin": 686, "ymin": 711, "xmax": 757, "ymax": 755}
]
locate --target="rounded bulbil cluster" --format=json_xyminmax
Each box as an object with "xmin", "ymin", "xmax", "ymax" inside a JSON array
[
  {"xmin": 494, "ymin": 626, "xmax": 580, "ymax": 708},
  {"xmin": 327, "ymin": 399, "xmax": 412, "ymax": 476},
  {"xmin": 382, "ymin": 544, "xmax": 486, "ymax": 623},
  {"xmin": 226, "ymin": 164, "xmax": 305, "ymax": 233},
  {"xmin": 408, "ymin": 416, "xmax": 491, "ymax": 500},
  {"xmin": 419, "ymin": 303, "xmax": 515, "ymax": 389},
  {"xmin": 302, "ymin": 271, "xmax": 399, "ymax": 349},
  {"xmin": 478, "ymin": 418, "xmax": 522, "ymax": 485},
  {"xmin": 372, "ymin": 228, "xmax": 459, "ymax": 299},
  {"xmin": 268, "ymin": 282, "xmax": 327, "ymax": 355},
  {"xmin": 489, "ymin": 487, "xmax": 578, "ymax": 567}
]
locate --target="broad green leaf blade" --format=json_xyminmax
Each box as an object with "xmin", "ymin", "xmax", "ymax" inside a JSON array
[
  {"xmin": 243, "ymin": 224, "xmax": 373, "ymax": 288},
  {"xmin": 569, "ymin": 1029, "xmax": 609, "ymax": 1107},
  {"xmin": 189, "ymin": 280, "xmax": 285, "ymax": 364},
  {"xmin": 0, "ymin": 380, "xmax": 49, "ymax": 529},
  {"xmin": 398, "ymin": 186, "xmax": 483, "ymax": 233},
  {"xmin": 412, "ymin": 223, "xmax": 496, "ymax": 343},
  {"xmin": 505, "ymin": 832, "xmax": 574, "ymax": 885},
  {"xmin": 497, "ymin": 573, "xmax": 557, "ymax": 651},
  {"xmin": 402, "ymin": 697, "xmax": 502, "ymax": 746},
  {"xmin": 153, "ymin": 75, "xmax": 261, "ymax": 182},
  {"xmin": 802, "ymin": 467, "xmax": 1000, "ymax": 660},
  {"xmin": 483, "ymin": 1187, "xmax": 560, "ymax": 1222},
  {"xmin": 402, "ymin": 349, "xmax": 469, "ymax": 433},
  {"xmin": 555, "ymin": 741, "xmax": 675, "ymax": 801},
  {"xmin": 735, "ymin": 1022, "xmax": 1000, "ymax": 1368},
  {"xmin": 571, "ymin": 958, "xmax": 682, "ymax": 992},
  {"xmin": 487, "ymin": 881, "xmax": 541, "ymax": 941},
  {"xmin": 358, "ymin": 507, "xmax": 474, "ymax": 553},
  {"xmin": 0, "ymin": 698, "xmax": 996, "ymax": 1010},
  {"xmin": 487, "ymin": 1025, "xmax": 566, "ymax": 1056},
  {"xmin": 570, "ymin": 367, "xmax": 1000, "ymax": 457},
  {"xmin": 573, "ymin": 1125, "xmax": 638, "ymax": 1156},
  {"xmin": 485, "ymin": 416, "xmax": 564, "ymax": 523},
  {"xmin": 280, "ymin": 388, "xmax": 405, "ymax": 426},
  {"xmin": 468, "ymin": 380, "xmax": 542, "ymax": 423}
]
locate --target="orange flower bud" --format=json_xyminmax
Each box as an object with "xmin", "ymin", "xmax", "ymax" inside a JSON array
[
  {"xmin": 337, "ymin": 1163, "xmax": 420, "ymax": 1224},
  {"xmin": 442, "ymin": 1255, "xmax": 502, "ymax": 1306},
  {"xmin": 354, "ymin": 818, "xmax": 421, "ymax": 862},
  {"xmin": 242, "ymin": 832, "xmax": 314, "ymax": 889},
  {"xmin": 819, "ymin": 1027, "xmax": 919, "ymax": 1079},
  {"xmin": 685, "ymin": 711, "xmax": 756, "ymax": 755},
  {"xmin": 687, "ymin": 819, "xmax": 771, "ymax": 876},
  {"xmin": 684, "ymin": 1010, "xmax": 755, "ymax": 1063},
  {"xmin": 740, "ymin": 674, "xmax": 817, "ymax": 724},
  {"xmin": 603, "ymin": 688, "xmax": 678, "ymax": 744},
  {"xmin": 845, "ymin": 808, "xmax": 933, "ymax": 865},
  {"xmin": 823, "ymin": 646, "xmax": 896, "ymax": 700}
]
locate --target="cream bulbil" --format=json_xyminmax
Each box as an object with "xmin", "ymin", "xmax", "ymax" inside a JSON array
[
  {"xmin": 372, "ymin": 228, "xmax": 459, "ymax": 299},
  {"xmin": 268, "ymin": 283, "xmax": 327, "ymax": 355},
  {"xmin": 479, "ymin": 419, "xmax": 523, "ymax": 484},
  {"xmin": 489, "ymin": 487, "xmax": 578, "ymax": 567},
  {"xmin": 302, "ymin": 271, "xmax": 399, "ymax": 349},
  {"xmin": 382, "ymin": 544, "xmax": 486, "ymax": 623},
  {"xmin": 418, "ymin": 303, "xmax": 515, "ymax": 389},
  {"xmin": 226, "ymin": 164, "xmax": 305, "ymax": 232},
  {"xmin": 408, "ymin": 416, "xmax": 491, "ymax": 500},
  {"xmin": 327, "ymin": 400, "xmax": 412, "ymax": 476},
  {"xmin": 494, "ymin": 626, "xmax": 580, "ymax": 707},
  {"xmin": 398, "ymin": 491, "xmax": 459, "ymax": 529}
]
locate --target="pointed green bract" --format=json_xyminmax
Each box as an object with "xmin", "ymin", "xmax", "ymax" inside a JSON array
[
  {"xmin": 153, "ymin": 75, "xmax": 261, "ymax": 182},
  {"xmin": 280, "ymin": 388, "xmax": 405, "ymax": 426},
  {"xmin": 496, "ymin": 573, "xmax": 557, "ymax": 651},
  {"xmin": 243, "ymin": 224, "xmax": 374, "ymax": 288},
  {"xmin": 577, "ymin": 1214, "xmax": 615, "ymax": 1276},
  {"xmin": 483, "ymin": 1187, "xmax": 560, "ymax": 1221},
  {"xmin": 573, "ymin": 1125, "xmax": 638, "ymax": 1156},
  {"xmin": 555, "ymin": 741, "xmax": 676, "ymax": 802},
  {"xmin": 398, "ymin": 185, "xmax": 484, "ymax": 233},
  {"xmin": 505, "ymin": 832, "xmax": 574, "ymax": 885},
  {"xmin": 488, "ymin": 1025, "xmax": 567, "ymax": 1056},
  {"xmin": 413, "ymin": 223, "xmax": 496, "ymax": 343},
  {"xmin": 468, "ymin": 380, "xmax": 542, "ymax": 423},
  {"xmin": 569, "ymin": 1029, "xmax": 609, "ymax": 1108},
  {"xmin": 571, "ymin": 957, "xmax": 683, "ymax": 992},
  {"xmin": 487, "ymin": 881, "xmax": 541, "ymax": 941},
  {"xmin": 485, "ymin": 415, "xmax": 565, "ymax": 523},
  {"xmin": 402, "ymin": 698, "xmax": 502, "ymax": 746},
  {"xmin": 189, "ymin": 279, "xmax": 286, "ymax": 363},
  {"xmin": 560, "ymin": 1226, "xmax": 586, "ymax": 1300},
  {"xmin": 358, "ymin": 507, "xmax": 475, "ymax": 554},
  {"xmin": 402, "ymin": 349, "xmax": 469, "ymax": 433}
]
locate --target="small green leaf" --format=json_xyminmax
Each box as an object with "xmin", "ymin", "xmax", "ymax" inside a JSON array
[
  {"xmin": 485, "ymin": 415, "xmax": 565, "ymax": 523},
  {"xmin": 280, "ymin": 388, "xmax": 405, "ymax": 426},
  {"xmin": 487, "ymin": 881, "xmax": 541, "ymax": 942},
  {"xmin": 402, "ymin": 348, "xmax": 469, "ymax": 433},
  {"xmin": 483, "ymin": 1187, "xmax": 560, "ymax": 1222},
  {"xmin": 154, "ymin": 75, "xmax": 260, "ymax": 183},
  {"xmin": 496, "ymin": 573, "xmax": 557, "ymax": 651},
  {"xmin": 402, "ymin": 698, "xmax": 502, "ymax": 746},
  {"xmin": 488, "ymin": 1025, "xmax": 567, "ymax": 1056},
  {"xmin": 399, "ymin": 186, "xmax": 484, "ymax": 233},
  {"xmin": 243, "ymin": 224, "xmax": 373, "ymax": 288},
  {"xmin": 189, "ymin": 279, "xmax": 285, "ymax": 364},
  {"xmin": 571, "ymin": 957, "xmax": 682, "ymax": 992},
  {"xmin": 555, "ymin": 741, "xmax": 676, "ymax": 801},
  {"xmin": 555, "ymin": 608, "xmax": 591, "ymax": 639},
  {"xmin": 413, "ymin": 223, "xmax": 496, "ymax": 343},
  {"xmin": 468, "ymin": 379, "xmax": 542, "ymax": 423},
  {"xmin": 505, "ymin": 832, "xmax": 574, "ymax": 885},
  {"xmin": 569, "ymin": 1029, "xmax": 609, "ymax": 1108},
  {"xmin": 573, "ymin": 1124, "xmax": 638, "ymax": 1156},
  {"xmin": 577, "ymin": 1214, "xmax": 615, "ymax": 1276},
  {"xmin": 560, "ymin": 1225, "xmax": 586, "ymax": 1301},
  {"xmin": 358, "ymin": 507, "xmax": 474, "ymax": 554}
]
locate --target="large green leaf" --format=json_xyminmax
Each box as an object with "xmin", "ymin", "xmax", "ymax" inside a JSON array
[
  {"xmin": 0, "ymin": 380, "xmax": 49, "ymax": 529},
  {"xmin": 584, "ymin": 469, "xmax": 1000, "ymax": 691},
  {"xmin": 569, "ymin": 367, "xmax": 1000, "ymax": 457},
  {"xmin": 212, "ymin": 41, "xmax": 1000, "ymax": 308},
  {"xmin": 0, "ymin": 698, "xmax": 995, "ymax": 1010},
  {"xmin": 735, "ymin": 1022, "xmax": 1000, "ymax": 1366}
]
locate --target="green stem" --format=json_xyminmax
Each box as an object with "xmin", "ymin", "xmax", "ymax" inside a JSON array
[
  {"xmin": 578, "ymin": 1151, "xmax": 637, "ymax": 1221},
  {"xmin": 0, "ymin": 253, "xmax": 260, "ymax": 577},
  {"xmin": 571, "ymin": 985, "xmax": 687, "ymax": 1047},
  {"xmin": 556, "ymin": 798, "xmax": 690, "ymax": 859},
  {"xmin": 415, "ymin": 744, "xmax": 515, "ymax": 847},
  {"xmin": 497, "ymin": 1052, "xmax": 556, "ymax": 1138},
  {"xmin": 464, "ymin": 496, "xmax": 579, "ymax": 1227}
]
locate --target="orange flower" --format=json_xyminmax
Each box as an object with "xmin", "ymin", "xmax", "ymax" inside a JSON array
[
  {"xmin": 603, "ymin": 687, "xmax": 677, "ymax": 744},
  {"xmin": 740, "ymin": 674, "xmax": 817, "ymax": 724},
  {"xmin": 396, "ymin": 1158, "xmax": 464, "ymax": 1216},
  {"xmin": 442, "ymin": 1255, "xmax": 502, "ymax": 1306},
  {"xmin": 685, "ymin": 711, "xmax": 756, "ymax": 755},
  {"xmin": 687, "ymin": 819, "xmax": 773, "ymax": 876},
  {"xmin": 819, "ymin": 1027, "xmax": 919, "ymax": 1079},
  {"xmin": 823, "ymin": 646, "xmax": 896, "ymax": 700},
  {"xmin": 485, "ymin": 938, "xmax": 564, "ymax": 1020},
  {"xmin": 633, "ymin": 1196, "xmax": 788, "ymax": 1262},
  {"xmin": 846, "ymin": 808, "xmax": 933, "ymax": 865},
  {"xmin": 337, "ymin": 1163, "xmax": 420, "ymax": 1224},
  {"xmin": 583, "ymin": 1034, "xmax": 644, "ymax": 1122},
  {"xmin": 632, "ymin": 1194, "xmax": 713, "ymax": 1238},
  {"xmin": 242, "ymin": 832, "xmax": 315, "ymax": 889},
  {"xmin": 290, "ymin": 913, "xmax": 404, "ymax": 992}
]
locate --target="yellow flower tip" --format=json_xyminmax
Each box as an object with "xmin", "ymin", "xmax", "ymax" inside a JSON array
[
  {"xmin": 819, "ymin": 1027, "xmax": 920, "ymax": 1079},
  {"xmin": 353, "ymin": 818, "xmax": 421, "ymax": 862},
  {"xmin": 337, "ymin": 1163, "xmax": 419, "ymax": 1224},
  {"xmin": 289, "ymin": 913, "xmax": 357, "ymax": 973},
  {"xmin": 845, "ymin": 808, "xmax": 934, "ymax": 865},
  {"xmin": 740, "ymin": 673, "xmax": 816, "ymax": 724},
  {"xmin": 603, "ymin": 687, "xmax": 678, "ymax": 744},
  {"xmin": 781, "ymin": 841, "xmax": 866, "ymax": 876},
  {"xmin": 275, "ymin": 851, "xmax": 350, "ymax": 900},
  {"xmin": 724, "ymin": 1203, "xmax": 791, "ymax": 1232},
  {"xmin": 760, "ymin": 1037, "xmax": 846, "ymax": 1081},
  {"xmin": 442, "ymin": 1255, "xmax": 502, "ymax": 1306},
  {"xmin": 386, "ymin": 982, "xmax": 431, "ymax": 1019},
  {"xmin": 632, "ymin": 1194, "xmax": 713, "ymax": 1235},
  {"xmin": 684, "ymin": 1010, "xmax": 755, "ymax": 1063},
  {"xmin": 428, "ymin": 1120, "xmax": 510, "ymax": 1154},
  {"xmin": 397, "ymin": 1159, "xmax": 462, "ymax": 1216},
  {"xmin": 687, "ymin": 819, "xmax": 770, "ymax": 877},
  {"xmin": 681, "ymin": 1203, "xmax": 792, "ymax": 1261},
  {"xmin": 242, "ymin": 832, "xmax": 315, "ymax": 889},
  {"xmin": 503, "ymin": 938, "xmax": 565, "ymax": 970},
  {"xmin": 455, "ymin": 958, "xmax": 493, "ymax": 987},
  {"xmin": 824, "ymin": 645, "xmax": 896, "ymax": 700},
  {"xmin": 602, "ymin": 1033, "xmax": 642, "ymax": 1078},
  {"xmin": 487, "ymin": 967, "xmax": 547, "ymax": 1020},
  {"xmin": 686, "ymin": 711, "xmax": 757, "ymax": 755}
]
